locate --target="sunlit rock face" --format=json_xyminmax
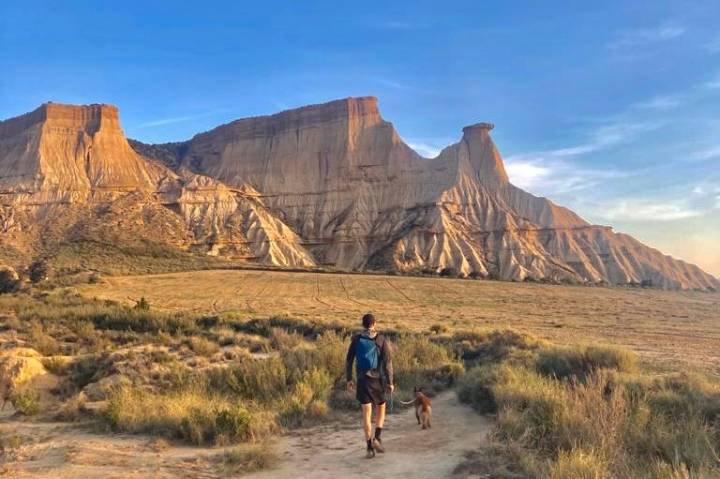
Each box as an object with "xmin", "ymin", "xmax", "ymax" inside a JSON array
[
  {"xmin": 0, "ymin": 99, "xmax": 717, "ymax": 289},
  {"xmin": 0, "ymin": 103, "xmax": 314, "ymax": 266}
]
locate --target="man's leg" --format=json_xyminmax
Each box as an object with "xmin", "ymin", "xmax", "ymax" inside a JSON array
[
  {"xmin": 372, "ymin": 402, "xmax": 386, "ymax": 453},
  {"xmin": 362, "ymin": 403, "xmax": 373, "ymax": 441},
  {"xmin": 362, "ymin": 403, "xmax": 374, "ymax": 457},
  {"xmin": 375, "ymin": 402, "xmax": 386, "ymax": 429}
]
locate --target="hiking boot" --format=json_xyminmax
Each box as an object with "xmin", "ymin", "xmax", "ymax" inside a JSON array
[
  {"xmin": 366, "ymin": 446, "xmax": 376, "ymax": 459},
  {"xmin": 372, "ymin": 438, "xmax": 385, "ymax": 453}
]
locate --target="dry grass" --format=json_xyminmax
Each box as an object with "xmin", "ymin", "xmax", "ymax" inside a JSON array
[
  {"xmin": 457, "ymin": 341, "xmax": 720, "ymax": 478},
  {"xmin": 76, "ymin": 269, "xmax": 720, "ymax": 373},
  {"xmin": 104, "ymin": 384, "xmax": 275, "ymax": 445},
  {"xmin": 216, "ymin": 443, "xmax": 279, "ymax": 475}
]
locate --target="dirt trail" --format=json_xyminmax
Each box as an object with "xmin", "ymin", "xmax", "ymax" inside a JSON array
[
  {"xmin": 0, "ymin": 392, "xmax": 490, "ymax": 478},
  {"xmin": 247, "ymin": 391, "xmax": 492, "ymax": 479}
]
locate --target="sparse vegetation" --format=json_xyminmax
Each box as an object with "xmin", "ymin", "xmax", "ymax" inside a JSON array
[
  {"xmin": 217, "ymin": 443, "xmax": 279, "ymax": 475},
  {"xmin": 0, "ymin": 266, "xmax": 20, "ymax": 294},
  {"xmin": 457, "ymin": 335, "xmax": 720, "ymax": 477},
  {"xmin": 0, "ymin": 271, "xmax": 718, "ymax": 477},
  {"xmin": 28, "ymin": 260, "xmax": 49, "ymax": 283},
  {"xmin": 11, "ymin": 390, "xmax": 41, "ymax": 416},
  {"xmin": 188, "ymin": 336, "xmax": 220, "ymax": 357}
]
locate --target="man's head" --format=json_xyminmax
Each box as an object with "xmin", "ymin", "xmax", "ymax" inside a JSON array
[{"xmin": 362, "ymin": 313, "xmax": 376, "ymax": 330}]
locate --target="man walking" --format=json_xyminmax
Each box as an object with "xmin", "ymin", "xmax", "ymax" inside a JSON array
[{"xmin": 346, "ymin": 313, "xmax": 394, "ymax": 458}]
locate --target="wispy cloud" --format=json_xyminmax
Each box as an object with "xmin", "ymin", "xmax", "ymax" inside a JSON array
[
  {"xmin": 374, "ymin": 21, "xmax": 426, "ymax": 31},
  {"xmin": 631, "ymin": 94, "xmax": 684, "ymax": 110},
  {"xmin": 505, "ymin": 157, "xmax": 629, "ymax": 194},
  {"xmin": 691, "ymin": 146, "xmax": 720, "ymax": 161},
  {"xmin": 704, "ymin": 37, "xmax": 720, "ymax": 53},
  {"xmin": 703, "ymin": 72, "xmax": 720, "ymax": 90},
  {"xmin": 137, "ymin": 110, "xmax": 227, "ymax": 128},
  {"xmin": 506, "ymin": 120, "xmax": 661, "ymax": 164},
  {"xmin": 593, "ymin": 198, "xmax": 703, "ymax": 221},
  {"xmin": 584, "ymin": 184, "xmax": 720, "ymax": 222},
  {"xmin": 504, "ymin": 118, "xmax": 662, "ymax": 194},
  {"xmin": 609, "ymin": 23, "xmax": 685, "ymax": 49},
  {"xmin": 371, "ymin": 77, "xmax": 439, "ymax": 95},
  {"xmin": 406, "ymin": 137, "xmax": 455, "ymax": 158},
  {"xmin": 138, "ymin": 115, "xmax": 197, "ymax": 128}
]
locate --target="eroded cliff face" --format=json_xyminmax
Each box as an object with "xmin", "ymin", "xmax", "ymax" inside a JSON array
[
  {"xmin": 0, "ymin": 99, "xmax": 717, "ymax": 289},
  {"xmin": 0, "ymin": 103, "xmax": 315, "ymax": 267}
]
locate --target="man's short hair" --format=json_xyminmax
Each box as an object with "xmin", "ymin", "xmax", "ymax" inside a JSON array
[{"xmin": 362, "ymin": 313, "xmax": 376, "ymax": 329}]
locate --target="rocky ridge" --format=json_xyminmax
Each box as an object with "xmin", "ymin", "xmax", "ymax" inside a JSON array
[{"xmin": 0, "ymin": 98, "xmax": 717, "ymax": 290}]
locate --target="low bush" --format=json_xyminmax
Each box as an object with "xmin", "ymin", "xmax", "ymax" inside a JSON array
[
  {"xmin": 28, "ymin": 320, "xmax": 61, "ymax": 355},
  {"xmin": 41, "ymin": 356, "xmax": 70, "ymax": 376},
  {"xmin": 439, "ymin": 267, "xmax": 458, "ymax": 277},
  {"xmin": 429, "ymin": 323, "xmax": 449, "ymax": 334},
  {"xmin": 393, "ymin": 335, "xmax": 464, "ymax": 391},
  {"xmin": 68, "ymin": 354, "xmax": 114, "ymax": 389},
  {"xmin": 0, "ymin": 267, "xmax": 20, "ymax": 294},
  {"xmin": 459, "ymin": 355, "xmax": 720, "ymax": 477},
  {"xmin": 217, "ymin": 443, "xmax": 279, "ymax": 475},
  {"xmin": 105, "ymin": 384, "xmax": 273, "ymax": 445},
  {"xmin": 188, "ymin": 336, "xmax": 220, "ymax": 357},
  {"xmin": 214, "ymin": 357, "xmax": 288, "ymax": 403},
  {"xmin": 11, "ymin": 390, "xmax": 41, "ymax": 416},
  {"xmin": 536, "ymin": 345, "xmax": 637, "ymax": 380},
  {"xmin": 449, "ymin": 329, "xmax": 542, "ymax": 365}
]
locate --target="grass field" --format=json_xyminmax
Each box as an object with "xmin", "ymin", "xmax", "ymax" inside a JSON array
[{"xmin": 77, "ymin": 270, "xmax": 720, "ymax": 374}]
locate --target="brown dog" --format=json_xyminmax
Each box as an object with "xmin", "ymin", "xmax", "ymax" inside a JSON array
[{"xmin": 400, "ymin": 387, "xmax": 432, "ymax": 429}]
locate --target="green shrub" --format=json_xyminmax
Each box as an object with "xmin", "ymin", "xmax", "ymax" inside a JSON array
[
  {"xmin": 277, "ymin": 368, "xmax": 332, "ymax": 428},
  {"xmin": 392, "ymin": 335, "xmax": 463, "ymax": 391},
  {"xmin": 11, "ymin": 390, "xmax": 41, "ymax": 416},
  {"xmin": 217, "ymin": 357, "xmax": 288, "ymax": 403},
  {"xmin": 105, "ymin": 384, "xmax": 272, "ymax": 445},
  {"xmin": 461, "ymin": 353, "xmax": 720, "ymax": 477},
  {"xmin": 439, "ymin": 267, "xmax": 458, "ymax": 277},
  {"xmin": 0, "ymin": 267, "xmax": 20, "ymax": 294},
  {"xmin": 134, "ymin": 297, "xmax": 150, "ymax": 311},
  {"xmin": 214, "ymin": 406, "xmax": 252, "ymax": 443},
  {"xmin": 28, "ymin": 320, "xmax": 61, "ymax": 355},
  {"xmin": 549, "ymin": 448, "xmax": 608, "ymax": 479},
  {"xmin": 217, "ymin": 443, "xmax": 278, "ymax": 474},
  {"xmin": 450, "ymin": 329, "xmax": 542, "ymax": 365},
  {"xmin": 28, "ymin": 260, "xmax": 49, "ymax": 283},
  {"xmin": 429, "ymin": 323, "xmax": 449, "ymax": 334},
  {"xmin": 41, "ymin": 356, "xmax": 70, "ymax": 375},
  {"xmin": 536, "ymin": 345, "xmax": 637, "ymax": 380},
  {"xmin": 69, "ymin": 354, "xmax": 114, "ymax": 389},
  {"xmin": 188, "ymin": 336, "xmax": 220, "ymax": 357}
]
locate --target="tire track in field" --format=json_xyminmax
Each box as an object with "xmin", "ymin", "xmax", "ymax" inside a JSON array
[
  {"xmin": 338, "ymin": 277, "xmax": 366, "ymax": 307},
  {"xmin": 314, "ymin": 275, "xmax": 334, "ymax": 308},
  {"xmin": 384, "ymin": 279, "xmax": 422, "ymax": 310},
  {"xmin": 385, "ymin": 278, "xmax": 415, "ymax": 302},
  {"xmin": 234, "ymin": 272, "xmax": 268, "ymax": 312}
]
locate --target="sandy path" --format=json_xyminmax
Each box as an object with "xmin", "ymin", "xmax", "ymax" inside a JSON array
[
  {"xmin": 246, "ymin": 391, "xmax": 492, "ymax": 479},
  {"xmin": 0, "ymin": 392, "xmax": 490, "ymax": 478},
  {"xmin": 0, "ymin": 418, "xmax": 218, "ymax": 478}
]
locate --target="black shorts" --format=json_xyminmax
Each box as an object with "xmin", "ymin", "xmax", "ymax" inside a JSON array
[{"xmin": 357, "ymin": 375, "xmax": 386, "ymax": 405}]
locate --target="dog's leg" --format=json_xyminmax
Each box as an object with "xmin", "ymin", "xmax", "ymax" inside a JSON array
[{"xmin": 415, "ymin": 405, "xmax": 420, "ymax": 425}]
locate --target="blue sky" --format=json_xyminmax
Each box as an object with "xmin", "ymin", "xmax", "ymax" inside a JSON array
[{"xmin": 1, "ymin": 1, "xmax": 719, "ymax": 275}]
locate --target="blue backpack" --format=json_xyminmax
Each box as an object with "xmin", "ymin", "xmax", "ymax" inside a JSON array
[{"xmin": 356, "ymin": 335, "xmax": 380, "ymax": 374}]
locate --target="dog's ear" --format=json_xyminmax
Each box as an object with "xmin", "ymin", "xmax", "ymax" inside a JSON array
[{"xmin": 413, "ymin": 386, "xmax": 418, "ymax": 393}]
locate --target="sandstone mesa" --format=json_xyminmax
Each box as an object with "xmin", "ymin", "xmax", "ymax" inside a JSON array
[{"xmin": 0, "ymin": 98, "xmax": 717, "ymax": 290}]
